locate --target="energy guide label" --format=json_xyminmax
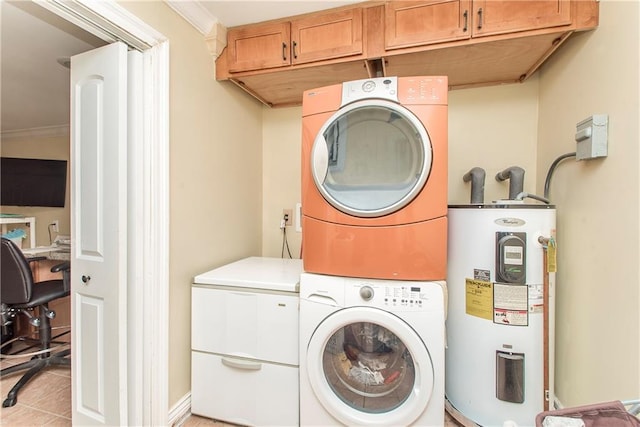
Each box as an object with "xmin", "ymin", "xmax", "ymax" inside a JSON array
[
  {"xmin": 493, "ymin": 283, "xmax": 528, "ymax": 326},
  {"xmin": 465, "ymin": 279, "xmax": 493, "ymax": 321}
]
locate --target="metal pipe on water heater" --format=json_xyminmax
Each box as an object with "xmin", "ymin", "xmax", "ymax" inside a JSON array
[
  {"xmin": 462, "ymin": 167, "xmax": 486, "ymax": 204},
  {"xmin": 495, "ymin": 166, "xmax": 525, "ymax": 200}
]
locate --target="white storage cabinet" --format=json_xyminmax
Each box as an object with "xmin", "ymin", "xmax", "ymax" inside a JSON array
[{"xmin": 191, "ymin": 257, "xmax": 302, "ymax": 426}]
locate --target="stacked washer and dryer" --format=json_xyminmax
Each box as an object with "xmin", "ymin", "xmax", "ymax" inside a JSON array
[{"xmin": 299, "ymin": 76, "xmax": 449, "ymax": 426}]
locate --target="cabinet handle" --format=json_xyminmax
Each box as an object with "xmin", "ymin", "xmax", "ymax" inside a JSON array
[
  {"xmin": 292, "ymin": 41, "xmax": 298, "ymax": 59},
  {"xmin": 477, "ymin": 8, "xmax": 483, "ymax": 30},
  {"xmin": 221, "ymin": 357, "xmax": 262, "ymax": 371},
  {"xmin": 282, "ymin": 42, "xmax": 287, "ymax": 61},
  {"xmin": 463, "ymin": 10, "xmax": 468, "ymax": 32}
]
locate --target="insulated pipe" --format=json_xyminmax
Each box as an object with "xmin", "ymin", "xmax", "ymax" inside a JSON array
[
  {"xmin": 462, "ymin": 167, "xmax": 486, "ymax": 204},
  {"xmin": 515, "ymin": 192, "xmax": 550, "ymax": 205},
  {"xmin": 495, "ymin": 166, "xmax": 525, "ymax": 200}
]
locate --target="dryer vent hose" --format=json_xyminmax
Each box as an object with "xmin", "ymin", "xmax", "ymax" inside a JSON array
[
  {"xmin": 495, "ymin": 166, "xmax": 525, "ymax": 200},
  {"xmin": 462, "ymin": 167, "xmax": 486, "ymax": 204}
]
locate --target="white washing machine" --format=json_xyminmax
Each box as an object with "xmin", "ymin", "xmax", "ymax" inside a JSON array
[{"xmin": 299, "ymin": 272, "xmax": 446, "ymax": 426}]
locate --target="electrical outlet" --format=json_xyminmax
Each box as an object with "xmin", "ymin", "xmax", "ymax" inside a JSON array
[
  {"xmin": 282, "ymin": 209, "xmax": 292, "ymax": 226},
  {"xmin": 52, "ymin": 220, "xmax": 59, "ymax": 232}
]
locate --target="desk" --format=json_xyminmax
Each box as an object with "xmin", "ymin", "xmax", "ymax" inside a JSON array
[
  {"xmin": 23, "ymin": 246, "xmax": 70, "ymax": 261},
  {"xmin": 0, "ymin": 216, "xmax": 36, "ymax": 248}
]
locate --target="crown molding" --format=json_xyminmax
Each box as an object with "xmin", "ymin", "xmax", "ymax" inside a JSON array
[
  {"xmin": 1, "ymin": 124, "xmax": 69, "ymax": 141},
  {"xmin": 164, "ymin": 1, "xmax": 217, "ymax": 35}
]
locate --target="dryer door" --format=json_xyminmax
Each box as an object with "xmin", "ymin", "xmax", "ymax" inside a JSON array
[
  {"xmin": 311, "ymin": 99, "xmax": 432, "ymax": 217},
  {"xmin": 306, "ymin": 307, "xmax": 434, "ymax": 426}
]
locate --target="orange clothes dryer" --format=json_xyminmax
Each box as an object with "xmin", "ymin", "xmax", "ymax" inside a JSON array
[{"xmin": 301, "ymin": 76, "xmax": 448, "ymax": 280}]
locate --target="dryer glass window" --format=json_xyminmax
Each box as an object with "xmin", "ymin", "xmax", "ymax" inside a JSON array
[
  {"xmin": 322, "ymin": 321, "xmax": 416, "ymax": 413},
  {"xmin": 315, "ymin": 102, "xmax": 432, "ymax": 217}
]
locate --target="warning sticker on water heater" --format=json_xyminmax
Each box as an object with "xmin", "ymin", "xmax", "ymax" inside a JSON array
[
  {"xmin": 465, "ymin": 279, "xmax": 493, "ymax": 321},
  {"xmin": 493, "ymin": 283, "xmax": 528, "ymax": 326}
]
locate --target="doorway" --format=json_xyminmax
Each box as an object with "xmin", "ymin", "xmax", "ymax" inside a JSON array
[{"xmin": 0, "ymin": 1, "xmax": 169, "ymax": 424}]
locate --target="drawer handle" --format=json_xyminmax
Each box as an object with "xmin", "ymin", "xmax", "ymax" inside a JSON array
[
  {"xmin": 477, "ymin": 8, "xmax": 483, "ymax": 30},
  {"xmin": 463, "ymin": 10, "xmax": 468, "ymax": 32},
  {"xmin": 221, "ymin": 357, "xmax": 262, "ymax": 371},
  {"xmin": 282, "ymin": 42, "xmax": 287, "ymax": 61}
]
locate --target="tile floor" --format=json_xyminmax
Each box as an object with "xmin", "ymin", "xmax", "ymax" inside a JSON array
[
  {"xmin": 181, "ymin": 413, "xmax": 463, "ymax": 426},
  {"xmin": 0, "ymin": 340, "xmax": 72, "ymax": 426},
  {"xmin": 1, "ymin": 340, "xmax": 462, "ymax": 427},
  {"xmin": 0, "ymin": 369, "xmax": 463, "ymax": 427}
]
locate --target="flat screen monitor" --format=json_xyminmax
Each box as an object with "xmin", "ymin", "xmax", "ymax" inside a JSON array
[{"xmin": 0, "ymin": 157, "xmax": 68, "ymax": 207}]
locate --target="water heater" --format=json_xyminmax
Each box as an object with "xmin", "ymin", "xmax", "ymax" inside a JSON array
[{"xmin": 446, "ymin": 202, "xmax": 556, "ymax": 426}]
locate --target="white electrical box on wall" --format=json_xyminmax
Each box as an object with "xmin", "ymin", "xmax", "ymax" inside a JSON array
[
  {"xmin": 575, "ymin": 114, "xmax": 608, "ymax": 160},
  {"xmin": 295, "ymin": 202, "xmax": 302, "ymax": 232}
]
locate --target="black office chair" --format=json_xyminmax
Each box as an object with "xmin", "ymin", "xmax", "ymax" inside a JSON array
[{"xmin": 0, "ymin": 237, "xmax": 71, "ymax": 407}]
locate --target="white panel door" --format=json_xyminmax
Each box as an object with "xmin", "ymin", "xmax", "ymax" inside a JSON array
[{"xmin": 70, "ymin": 42, "xmax": 128, "ymax": 426}]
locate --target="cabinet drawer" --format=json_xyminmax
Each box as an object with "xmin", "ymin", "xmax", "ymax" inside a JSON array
[
  {"xmin": 191, "ymin": 286, "xmax": 299, "ymax": 365},
  {"xmin": 191, "ymin": 351, "xmax": 299, "ymax": 426}
]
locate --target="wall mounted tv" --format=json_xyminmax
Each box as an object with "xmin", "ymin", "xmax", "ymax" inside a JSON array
[{"xmin": 1, "ymin": 157, "xmax": 68, "ymax": 207}]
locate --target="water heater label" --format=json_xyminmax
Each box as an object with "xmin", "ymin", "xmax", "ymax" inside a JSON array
[
  {"xmin": 465, "ymin": 279, "xmax": 493, "ymax": 321},
  {"xmin": 474, "ymin": 269, "xmax": 491, "ymax": 281},
  {"xmin": 493, "ymin": 283, "xmax": 528, "ymax": 326}
]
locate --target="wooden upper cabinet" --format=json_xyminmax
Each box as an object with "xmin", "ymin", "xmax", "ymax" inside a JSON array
[
  {"xmin": 227, "ymin": 22, "xmax": 291, "ymax": 73},
  {"xmin": 226, "ymin": 8, "xmax": 363, "ymax": 73},
  {"xmin": 291, "ymin": 8, "xmax": 363, "ymax": 65},
  {"xmin": 216, "ymin": 0, "xmax": 599, "ymax": 106},
  {"xmin": 472, "ymin": 0, "xmax": 572, "ymax": 37},
  {"xmin": 385, "ymin": 0, "xmax": 572, "ymax": 50},
  {"xmin": 385, "ymin": 1, "xmax": 472, "ymax": 50}
]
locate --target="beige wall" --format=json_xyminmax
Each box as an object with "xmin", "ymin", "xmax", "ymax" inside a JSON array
[
  {"xmin": 126, "ymin": 0, "xmax": 639, "ymax": 412},
  {"xmin": 0, "ymin": 132, "xmax": 71, "ymax": 246},
  {"xmin": 448, "ymin": 78, "xmax": 540, "ymax": 204},
  {"xmin": 262, "ymin": 107, "xmax": 303, "ymax": 257},
  {"xmin": 120, "ymin": 2, "xmax": 264, "ymax": 407},
  {"xmin": 537, "ymin": 0, "xmax": 640, "ymax": 407}
]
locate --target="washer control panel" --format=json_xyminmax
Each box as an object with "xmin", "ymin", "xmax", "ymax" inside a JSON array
[{"xmin": 346, "ymin": 280, "xmax": 443, "ymax": 312}]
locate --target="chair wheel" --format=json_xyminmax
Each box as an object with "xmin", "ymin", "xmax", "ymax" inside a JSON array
[{"xmin": 3, "ymin": 396, "xmax": 17, "ymax": 407}]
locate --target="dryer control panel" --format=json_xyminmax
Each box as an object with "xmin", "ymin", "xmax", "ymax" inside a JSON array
[{"xmin": 341, "ymin": 77, "xmax": 398, "ymax": 106}]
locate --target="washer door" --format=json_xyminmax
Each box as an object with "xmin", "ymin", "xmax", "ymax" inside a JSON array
[
  {"xmin": 306, "ymin": 307, "xmax": 434, "ymax": 426},
  {"xmin": 311, "ymin": 99, "xmax": 432, "ymax": 217}
]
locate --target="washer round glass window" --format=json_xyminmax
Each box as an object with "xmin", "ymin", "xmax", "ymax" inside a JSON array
[
  {"xmin": 323, "ymin": 321, "xmax": 416, "ymax": 413},
  {"xmin": 311, "ymin": 100, "xmax": 432, "ymax": 217}
]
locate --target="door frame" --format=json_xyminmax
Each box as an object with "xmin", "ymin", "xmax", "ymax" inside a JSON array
[{"xmin": 37, "ymin": 1, "xmax": 169, "ymax": 424}]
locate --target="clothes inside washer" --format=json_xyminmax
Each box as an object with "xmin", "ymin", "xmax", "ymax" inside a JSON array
[{"xmin": 323, "ymin": 321, "xmax": 415, "ymax": 413}]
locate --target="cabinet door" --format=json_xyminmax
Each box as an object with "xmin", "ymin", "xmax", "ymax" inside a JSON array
[
  {"xmin": 472, "ymin": 0, "xmax": 571, "ymax": 37},
  {"xmin": 385, "ymin": 1, "xmax": 471, "ymax": 50},
  {"xmin": 291, "ymin": 8, "xmax": 363, "ymax": 65},
  {"xmin": 228, "ymin": 22, "xmax": 291, "ymax": 72}
]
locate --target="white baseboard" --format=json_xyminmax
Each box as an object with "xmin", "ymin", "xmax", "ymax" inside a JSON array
[{"xmin": 169, "ymin": 392, "xmax": 191, "ymax": 426}]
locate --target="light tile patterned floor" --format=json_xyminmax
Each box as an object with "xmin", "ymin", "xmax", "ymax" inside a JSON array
[
  {"xmin": 0, "ymin": 343, "xmax": 72, "ymax": 426},
  {"xmin": 181, "ymin": 413, "xmax": 463, "ymax": 426},
  {"xmin": 1, "ymin": 341, "xmax": 462, "ymax": 427}
]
